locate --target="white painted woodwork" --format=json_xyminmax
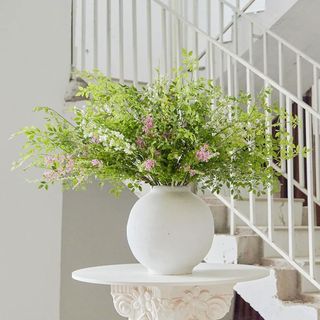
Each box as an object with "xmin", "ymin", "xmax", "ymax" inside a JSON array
[
  {"xmin": 205, "ymin": 234, "xmax": 262, "ymax": 265},
  {"xmin": 72, "ymin": 263, "xmax": 269, "ymax": 320},
  {"xmin": 235, "ymin": 270, "xmax": 320, "ymax": 320},
  {"xmin": 230, "ymin": 198, "xmax": 304, "ymax": 227}
]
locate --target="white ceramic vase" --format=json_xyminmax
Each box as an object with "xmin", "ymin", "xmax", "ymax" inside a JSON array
[{"xmin": 127, "ymin": 186, "xmax": 214, "ymax": 275}]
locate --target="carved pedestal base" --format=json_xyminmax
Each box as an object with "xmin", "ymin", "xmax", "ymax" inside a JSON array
[{"xmin": 111, "ymin": 285, "xmax": 233, "ymax": 320}]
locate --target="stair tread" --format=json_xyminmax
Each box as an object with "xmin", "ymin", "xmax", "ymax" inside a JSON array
[
  {"xmin": 262, "ymin": 256, "xmax": 320, "ymax": 266},
  {"xmin": 203, "ymin": 195, "xmax": 305, "ymax": 203},
  {"xmin": 237, "ymin": 226, "xmax": 320, "ymax": 231}
]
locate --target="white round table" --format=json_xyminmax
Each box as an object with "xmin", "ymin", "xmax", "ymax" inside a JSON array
[{"xmin": 72, "ymin": 263, "xmax": 269, "ymax": 320}]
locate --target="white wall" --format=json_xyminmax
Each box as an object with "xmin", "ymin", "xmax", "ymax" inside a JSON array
[
  {"xmin": 60, "ymin": 184, "xmax": 137, "ymax": 320},
  {"xmin": 0, "ymin": 1, "xmax": 70, "ymax": 319}
]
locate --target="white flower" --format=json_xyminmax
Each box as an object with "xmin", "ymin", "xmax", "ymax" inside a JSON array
[{"xmin": 99, "ymin": 135, "xmax": 107, "ymax": 142}]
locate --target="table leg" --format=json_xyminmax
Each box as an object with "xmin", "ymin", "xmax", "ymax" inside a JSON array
[{"xmin": 111, "ymin": 285, "xmax": 234, "ymax": 320}]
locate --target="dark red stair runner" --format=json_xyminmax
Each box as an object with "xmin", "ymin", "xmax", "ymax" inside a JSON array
[{"xmin": 233, "ymin": 293, "xmax": 265, "ymax": 320}]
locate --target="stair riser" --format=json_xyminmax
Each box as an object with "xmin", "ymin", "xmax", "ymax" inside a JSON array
[
  {"xmin": 205, "ymin": 234, "xmax": 262, "ymax": 265},
  {"xmin": 262, "ymin": 258, "xmax": 320, "ymax": 293},
  {"xmin": 230, "ymin": 200, "xmax": 303, "ymax": 227},
  {"xmin": 262, "ymin": 230, "xmax": 320, "ymax": 258},
  {"xmin": 299, "ymin": 264, "xmax": 320, "ymax": 293}
]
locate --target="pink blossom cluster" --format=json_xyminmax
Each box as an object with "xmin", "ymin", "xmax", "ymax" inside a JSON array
[
  {"xmin": 144, "ymin": 159, "xmax": 156, "ymax": 171},
  {"xmin": 91, "ymin": 159, "xmax": 103, "ymax": 167},
  {"xmin": 91, "ymin": 135, "xmax": 101, "ymax": 144},
  {"xmin": 185, "ymin": 166, "xmax": 197, "ymax": 177},
  {"xmin": 43, "ymin": 170, "xmax": 59, "ymax": 182},
  {"xmin": 44, "ymin": 155, "xmax": 55, "ymax": 166},
  {"xmin": 43, "ymin": 154, "xmax": 75, "ymax": 182},
  {"xmin": 196, "ymin": 144, "xmax": 213, "ymax": 162},
  {"xmin": 143, "ymin": 115, "xmax": 154, "ymax": 134},
  {"xmin": 65, "ymin": 157, "xmax": 75, "ymax": 174},
  {"xmin": 136, "ymin": 137, "xmax": 145, "ymax": 148}
]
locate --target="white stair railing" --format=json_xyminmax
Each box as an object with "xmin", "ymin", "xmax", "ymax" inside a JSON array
[
  {"xmin": 72, "ymin": 0, "xmax": 320, "ymax": 290},
  {"xmin": 220, "ymin": 0, "xmax": 320, "ymax": 201}
]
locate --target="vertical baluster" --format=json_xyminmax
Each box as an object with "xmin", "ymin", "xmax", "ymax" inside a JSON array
[
  {"xmin": 106, "ymin": 0, "xmax": 111, "ymax": 77},
  {"xmin": 265, "ymin": 81, "xmax": 273, "ymax": 241},
  {"xmin": 278, "ymin": 41, "xmax": 286, "ymax": 172},
  {"xmin": 246, "ymin": 68, "xmax": 256, "ymax": 224},
  {"xmin": 219, "ymin": 0, "xmax": 224, "ymax": 89},
  {"xmin": 296, "ymin": 54, "xmax": 305, "ymax": 187},
  {"xmin": 233, "ymin": 2, "xmax": 239, "ymax": 96},
  {"xmin": 132, "ymin": 0, "xmax": 138, "ymax": 85},
  {"xmin": 193, "ymin": 0, "xmax": 199, "ymax": 79},
  {"xmin": 227, "ymin": 55, "xmax": 232, "ymax": 96},
  {"xmin": 248, "ymin": 22, "xmax": 254, "ymax": 96},
  {"xmin": 177, "ymin": 2, "xmax": 183, "ymax": 67},
  {"xmin": 306, "ymin": 110, "xmax": 316, "ymax": 278},
  {"xmin": 230, "ymin": 193, "xmax": 235, "ymax": 236},
  {"xmin": 313, "ymin": 66, "xmax": 320, "ymax": 199},
  {"xmin": 171, "ymin": 1, "xmax": 177, "ymax": 71},
  {"xmin": 93, "ymin": 0, "xmax": 98, "ymax": 69},
  {"xmin": 168, "ymin": 0, "xmax": 173, "ymax": 78},
  {"xmin": 248, "ymin": 22, "xmax": 253, "ymax": 64},
  {"xmin": 286, "ymin": 96, "xmax": 295, "ymax": 260},
  {"xmin": 146, "ymin": 0, "xmax": 153, "ymax": 82},
  {"xmin": 228, "ymin": 56, "xmax": 235, "ymax": 235},
  {"xmin": 206, "ymin": 0, "xmax": 211, "ymax": 79},
  {"xmin": 183, "ymin": 0, "xmax": 188, "ymax": 50},
  {"xmin": 81, "ymin": 0, "xmax": 86, "ymax": 70},
  {"xmin": 161, "ymin": 8, "xmax": 168, "ymax": 75},
  {"xmin": 263, "ymin": 32, "xmax": 268, "ymax": 76},
  {"xmin": 233, "ymin": 0, "xmax": 239, "ymax": 54},
  {"xmin": 72, "ymin": 0, "xmax": 77, "ymax": 70},
  {"xmin": 118, "ymin": 0, "xmax": 124, "ymax": 83},
  {"xmin": 211, "ymin": 43, "xmax": 215, "ymax": 80}
]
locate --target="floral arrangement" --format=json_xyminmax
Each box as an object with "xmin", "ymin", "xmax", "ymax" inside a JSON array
[{"xmin": 13, "ymin": 52, "xmax": 304, "ymax": 196}]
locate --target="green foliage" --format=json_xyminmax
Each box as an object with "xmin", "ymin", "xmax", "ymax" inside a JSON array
[{"xmin": 13, "ymin": 51, "xmax": 306, "ymax": 197}]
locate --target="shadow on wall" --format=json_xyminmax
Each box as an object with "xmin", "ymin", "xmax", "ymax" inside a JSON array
[{"xmin": 60, "ymin": 183, "xmax": 137, "ymax": 320}]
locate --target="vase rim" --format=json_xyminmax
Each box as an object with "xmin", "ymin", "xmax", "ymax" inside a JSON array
[{"xmin": 151, "ymin": 185, "xmax": 191, "ymax": 192}]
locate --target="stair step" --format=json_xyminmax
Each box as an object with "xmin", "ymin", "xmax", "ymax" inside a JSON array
[
  {"xmin": 235, "ymin": 269, "xmax": 320, "ymax": 320},
  {"xmin": 230, "ymin": 198, "xmax": 304, "ymax": 227},
  {"xmin": 205, "ymin": 234, "xmax": 262, "ymax": 265},
  {"xmin": 236, "ymin": 226, "xmax": 320, "ymax": 258},
  {"xmin": 262, "ymin": 257, "xmax": 320, "ymax": 293},
  {"xmin": 301, "ymin": 292, "xmax": 320, "ymax": 304}
]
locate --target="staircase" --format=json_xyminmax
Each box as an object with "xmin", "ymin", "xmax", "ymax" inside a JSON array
[{"xmin": 70, "ymin": 0, "xmax": 320, "ymax": 318}]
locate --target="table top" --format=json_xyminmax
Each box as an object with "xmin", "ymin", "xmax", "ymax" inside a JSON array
[{"xmin": 72, "ymin": 263, "xmax": 269, "ymax": 287}]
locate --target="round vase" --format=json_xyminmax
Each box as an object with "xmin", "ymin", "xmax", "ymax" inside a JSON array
[{"xmin": 127, "ymin": 186, "xmax": 214, "ymax": 275}]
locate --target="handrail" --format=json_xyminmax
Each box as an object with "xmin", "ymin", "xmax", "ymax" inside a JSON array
[
  {"xmin": 220, "ymin": 0, "xmax": 320, "ymax": 70},
  {"xmin": 152, "ymin": 0, "xmax": 320, "ymax": 120},
  {"xmin": 214, "ymin": 193, "xmax": 320, "ymax": 291},
  {"xmin": 271, "ymin": 162, "xmax": 320, "ymax": 208},
  {"xmin": 216, "ymin": 0, "xmax": 259, "ymax": 41}
]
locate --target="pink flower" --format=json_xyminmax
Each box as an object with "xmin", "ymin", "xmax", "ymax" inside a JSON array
[
  {"xmin": 43, "ymin": 170, "xmax": 59, "ymax": 181},
  {"xmin": 91, "ymin": 159, "xmax": 103, "ymax": 167},
  {"xmin": 44, "ymin": 155, "xmax": 55, "ymax": 166},
  {"xmin": 65, "ymin": 158, "xmax": 75, "ymax": 173},
  {"xmin": 196, "ymin": 145, "xmax": 213, "ymax": 162},
  {"xmin": 57, "ymin": 154, "xmax": 66, "ymax": 162},
  {"xmin": 91, "ymin": 135, "xmax": 100, "ymax": 144},
  {"xmin": 144, "ymin": 159, "xmax": 156, "ymax": 171},
  {"xmin": 136, "ymin": 137, "xmax": 145, "ymax": 148},
  {"xmin": 190, "ymin": 169, "xmax": 196, "ymax": 177},
  {"xmin": 143, "ymin": 115, "xmax": 154, "ymax": 133}
]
